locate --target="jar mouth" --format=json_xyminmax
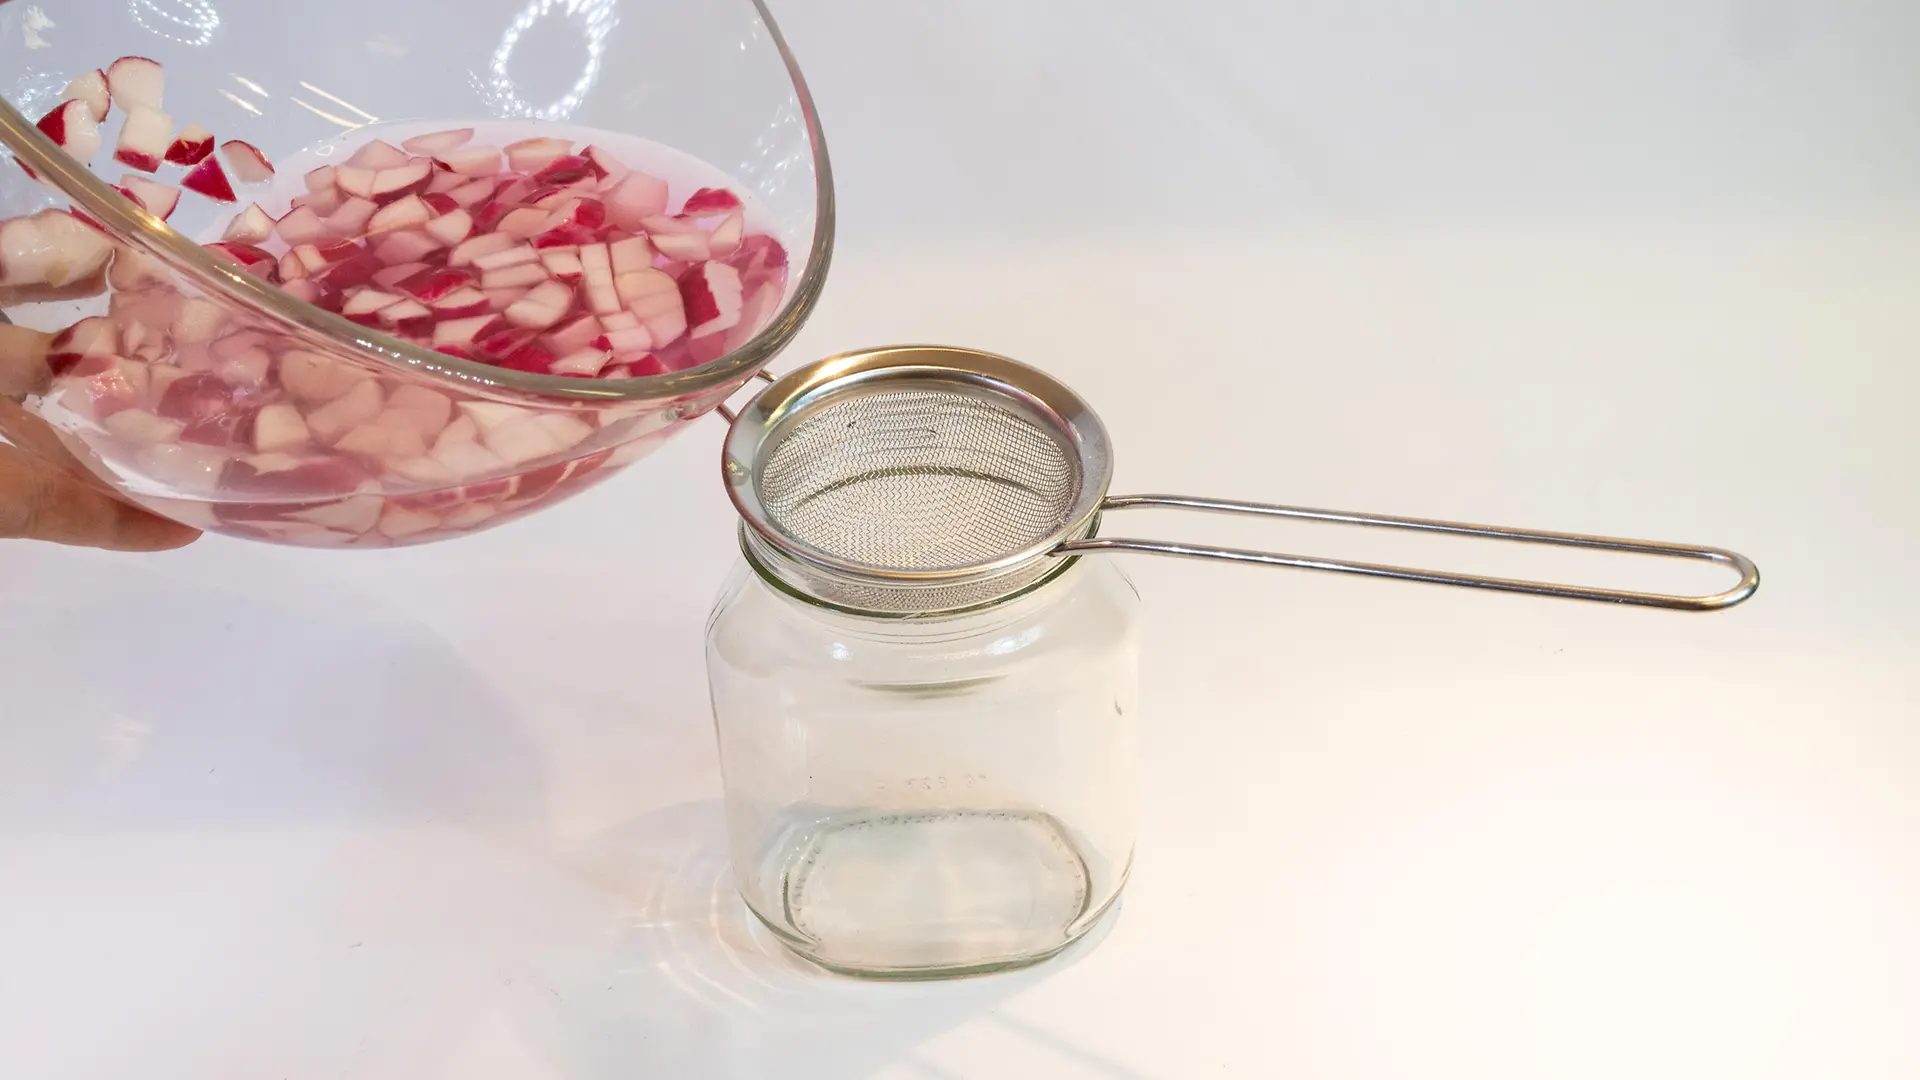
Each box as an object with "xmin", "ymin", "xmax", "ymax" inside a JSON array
[
  {"xmin": 0, "ymin": 0, "xmax": 833, "ymax": 406},
  {"xmin": 738, "ymin": 522, "xmax": 1090, "ymax": 620}
]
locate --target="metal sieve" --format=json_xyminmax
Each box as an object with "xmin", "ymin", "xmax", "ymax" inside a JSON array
[{"xmin": 721, "ymin": 346, "xmax": 1760, "ymax": 616}]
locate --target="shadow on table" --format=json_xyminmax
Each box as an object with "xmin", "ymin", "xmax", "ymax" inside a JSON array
[
  {"xmin": 0, "ymin": 552, "xmax": 546, "ymax": 832},
  {"xmin": 511, "ymin": 798, "xmax": 1135, "ymax": 1080}
]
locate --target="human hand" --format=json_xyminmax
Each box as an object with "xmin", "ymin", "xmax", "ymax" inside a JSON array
[{"xmin": 0, "ymin": 321, "xmax": 199, "ymax": 550}]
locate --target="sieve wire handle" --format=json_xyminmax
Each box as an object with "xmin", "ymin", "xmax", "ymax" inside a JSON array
[
  {"xmin": 714, "ymin": 369, "xmax": 780, "ymax": 424},
  {"xmin": 1054, "ymin": 494, "xmax": 1759, "ymax": 611}
]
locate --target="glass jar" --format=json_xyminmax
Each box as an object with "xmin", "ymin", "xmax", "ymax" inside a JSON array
[{"xmin": 705, "ymin": 539, "xmax": 1142, "ymax": 978}]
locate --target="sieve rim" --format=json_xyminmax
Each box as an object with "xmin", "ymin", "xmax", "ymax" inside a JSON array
[{"xmin": 721, "ymin": 345, "xmax": 1114, "ymax": 587}]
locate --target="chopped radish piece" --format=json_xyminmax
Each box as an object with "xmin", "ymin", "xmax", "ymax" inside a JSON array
[
  {"xmin": 496, "ymin": 207, "xmax": 551, "ymax": 240},
  {"xmin": 504, "ymin": 280, "xmax": 573, "ymax": 331},
  {"xmin": 276, "ymin": 206, "xmax": 328, "ymax": 246},
  {"xmin": 113, "ymin": 107, "xmax": 172, "ymax": 172},
  {"xmin": 335, "ymin": 166, "xmax": 376, "ymax": 199},
  {"xmin": 341, "ymin": 288, "xmax": 402, "ymax": 318},
  {"xmin": 288, "ymin": 245, "xmax": 329, "ymax": 274},
  {"xmin": 429, "ymin": 287, "xmax": 491, "ymax": 319},
  {"xmin": 545, "ymin": 315, "xmax": 602, "ymax": 355},
  {"xmin": 305, "ymin": 164, "xmax": 337, "ymax": 194},
  {"xmin": 169, "ymin": 299, "xmax": 224, "ymax": 344},
  {"xmin": 495, "ymin": 344, "xmax": 556, "ymax": 374},
  {"xmin": 297, "ymin": 187, "xmax": 346, "ymax": 217},
  {"xmin": 604, "ymin": 171, "xmax": 669, "ymax": 228},
  {"xmin": 396, "ymin": 266, "xmax": 474, "ymax": 302},
  {"xmin": 306, "ymin": 380, "xmax": 385, "ymax": 445},
  {"xmin": 582, "ymin": 144, "xmax": 624, "ymax": 177},
  {"xmin": 680, "ymin": 262, "xmax": 744, "ymax": 340},
  {"xmin": 372, "ymin": 229, "xmax": 445, "ymax": 265},
  {"xmin": 61, "ymin": 69, "xmax": 111, "ymax": 122},
  {"xmin": 371, "ymin": 261, "xmax": 430, "ymax": 290},
  {"xmin": 277, "ymin": 251, "xmax": 309, "ymax": 281},
  {"xmin": 36, "ymin": 100, "xmax": 101, "ymax": 163},
  {"xmin": 680, "ymin": 187, "xmax": 742, "ymax": 216},
  {"xmin": 434, "ymin": 315, "xmax": 503, "ymax": 351},
  {"xmin": 728, "ymin": 233, "xmax": 790, "ymax": 282},
  {"xmin": 323, "ymin": 252, "xmax": 382, "ymax": 289},
  {"xmin": 613, "ymin": 267, "xmax": 682, "ymax": 335},
  {"xmin": 532, "ymin": 154, "xmax": 595, "ymax": 185},
  {"xmin": 447, "ymin": 232, "xmax": 516, "ymax": 267},
  {"xmin": 370, "ymin": 159, "xmax": 433, "ymax": 203},
  {"xmin": 250, "ymin": 403, "xmax": 311, "ymax": 452},
  {"xmin": 221, "ymin": 203, "xmax": 275, "ymax": 244},
  {"xmin": 220, "ymin": 140, "xmax": 275, "ymax": 183},
  {"xmin": 596, "ymin": 311, "xmax": 653, "ymax": 355},
  {"xmin": 447, "ymin": 178, "xmax": 497, "ymax": 207},
  {"xmin": 280, "ymin": 350, "xmax": 367, "ymax": 403},
  {"xmin": 378, "ymin": 299, "xmax": 434, "ymax": 334},
  {"xmin": 323, "ymin": 198, "xmax": 377, "ymax": 236},
  {"xmin": 119, "ymin": 174, "xmax": 180, "ymax": 220},
  {"xmin": 385, "ymin": 385, "xmax": 455, "ymax": 438},
  {"xmin": 155, "ymin": 370, "xmax": 240, "ymax": 422},
  {"xmin": 104, "ymin": 409, "xmax": 185, "ymax": 445},
  {"xmin": 402, "ymin": 128, "xmax": 474, "ymax": 156},
  {"xmin": 727, "ymin": 280, "xmax": 784, "ymax": 351},
  {"xmin": 166, "ymin": 122, "xmax": 216, "ymax": 165},
  {"xmin": 436, "ymin": 146, "xmax": 502, "ymax": 176},
  {"xmin": 608, "ymin": 234, "xmax": 654, "ymax": 275},
  {"xmin": 181, "ymin": 155, "xmax": 236, "ymax": 202},
  {"xmin": 421, "ymin": 191, "xmax": 460, "ymax": 215},
  {"xmin": 481, "ymin": 262, "xmax": 548, "ymax": 290},
  {"xmin": 44, "ymin": 316, "xmax": 117, "ymax": 375},
  {"xmin": 377, "ymin": 505, "xmax": 442, "ymax": 539},
  {"xmin": 647, "ymin": 220, "xmax": 710, "ymax": 261},
  {"xmin": 367, "ymin": 195, "xmax": 431, "ymax": 234},
  {"xmin": 204, "ymin": 241, "xmax": 275, "ymax": 276},
  {"xmin": 577, "ymin": 242, "xmax": 619, "ymax": 315},
  {"xmin": 551, "ymin": 347, "xmax": 613, "ymax": 377},
  {"xmin": 345, "ymin": 139, "xmax": 409, "ymax": 170},
  {"xmin": 105, "ymin": 56, "xmax": 165, "ymax": 112},
  {"xmin": 424, "ymin": 209, "xmax": 473, "ymax": 246},
  {"xmin": 472, "ymin": 242, "xmax": 538, "ymax": 271},
  {"xmin": 540, "ymin": 249, "xmax": 585, "ymax": 281},
  {"xmin": 504, "ymin": 137, "xmax": 573, "ymax": 174},
  {"xmin": 0, "ymin": 210, "xmax": 112, "ymax": 290},
  {"xmin": 483, "ymin": 286, "xmax": 530, "ymax": 312},
  {"xmin": 336, "ymin": 422, "xmax": 427, "ymax": 463},
  {"xmin": 708, "ymin": 210, "xmax": 744, "ymax": 257}
]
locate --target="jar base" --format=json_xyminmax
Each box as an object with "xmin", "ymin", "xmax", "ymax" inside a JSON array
[{"xmin": 746, "ymin": 807, "xmax": 1121, "ymax": 979}]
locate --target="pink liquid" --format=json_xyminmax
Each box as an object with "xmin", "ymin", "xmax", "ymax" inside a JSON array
[{"xmin": 32, "ymin": 122, "xmax": 792, "ymax": 548}]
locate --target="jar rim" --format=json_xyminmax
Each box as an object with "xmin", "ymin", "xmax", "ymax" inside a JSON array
[{"xmin": 738, "ymin": 524, "xmax": 1086, "ymax": 620}]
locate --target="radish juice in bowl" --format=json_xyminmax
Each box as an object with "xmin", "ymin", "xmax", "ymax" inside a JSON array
[
  {"xmin": 32, "ymin": 119, "xmax": 793, "ymax": 547},
  {"xmin": 0, "ymin": 0, "xmax": 832, "ymax": 547}
]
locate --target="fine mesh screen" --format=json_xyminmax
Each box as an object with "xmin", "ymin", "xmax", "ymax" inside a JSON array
[{"xmin": 755, "ymin": 384, "xmax": 1082, "ymax": 573}]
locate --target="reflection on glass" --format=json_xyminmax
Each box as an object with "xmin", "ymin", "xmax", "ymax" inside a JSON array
[
  {"xmin": 129, "ymin": 0, "xmax": 220, "ymax": 47},
  {"xmin": 477, "ymin": 0, "xmax": 618, "ymax": 122}
]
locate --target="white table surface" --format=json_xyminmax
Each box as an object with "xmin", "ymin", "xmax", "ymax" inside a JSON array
[{"xmin": 4, "ymin": 2, "xmax": 1918, "ymax": 1077}]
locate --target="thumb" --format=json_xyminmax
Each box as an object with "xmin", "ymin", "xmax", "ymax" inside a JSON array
[{"xmin": 0, "ymin": 446, "xmax": 200, "ymax": 551}]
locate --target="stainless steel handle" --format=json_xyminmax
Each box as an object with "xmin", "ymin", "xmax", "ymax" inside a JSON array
[
  {"xmin": 1054, "ymin": 494, "xmax": 1760, "ymax": 611},
  {"xmin": 715, "ymin": 368, "xmax": 779, "ymax": 424}
]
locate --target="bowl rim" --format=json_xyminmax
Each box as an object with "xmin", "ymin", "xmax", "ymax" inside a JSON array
[{"xmin": 0, "ymin": 0, "xmax": 834, "ymax": 405}]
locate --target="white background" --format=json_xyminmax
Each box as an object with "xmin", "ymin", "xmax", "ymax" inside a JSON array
[{"xmin": 4, "ymin": 1, "xmax": 1918, "ymax": 1077}]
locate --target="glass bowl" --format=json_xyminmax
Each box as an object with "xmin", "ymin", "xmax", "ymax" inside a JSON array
[{"xmin": 0, "ymin": 0, "xmax": 831, "ymax": 547}]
